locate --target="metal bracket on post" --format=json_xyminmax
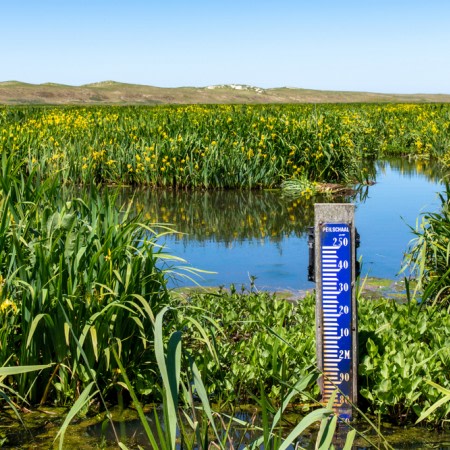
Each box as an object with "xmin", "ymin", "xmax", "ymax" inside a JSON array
[
  {"xmin": 307, "ymin": 226, "xmax": 315, "ymax": 282},
  {"xmin": 313, "ymin": 203, "xmax": 358, "ymax": 422}
]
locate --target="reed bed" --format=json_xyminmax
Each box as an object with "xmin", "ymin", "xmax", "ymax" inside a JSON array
[
  {"xmin": 1, "ymin": 103, "xmax": 450, "ymax": 189},
  {"xmin": 403, "ymin": 183, "xmax": 450, "ymax": 308},
  {"xmin": 0, "ymin": 155, "xmax": 176, "ymax": 405}
]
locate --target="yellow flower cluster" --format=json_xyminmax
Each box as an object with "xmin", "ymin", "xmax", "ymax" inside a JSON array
[
  {"xmin": 0, "ymin": 298, "xmax": 18, "ymax": 314},
  {"xmin": 0, "ymin": 103, "xmax": 449, "ymax": 188}
]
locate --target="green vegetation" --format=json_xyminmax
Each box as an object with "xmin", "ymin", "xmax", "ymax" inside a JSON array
[
  {"xmin": 0, "ymin": 156, "xmax": 359, "ymax": 448},
  {"xmin": 403, "ymin": 183, "xmax": 450, "ymax": 308},
  {"xmin": 1, "ymin": 103, "xmax": 450, "ymax": 189},
  {"xmin": 358, "ymin": 298, "xmax": 450, "ymax": 426},
  {"xmin": 173, "ymin": 286, "xmax": 318, "ymax": 405},
  {"xmin": 176, "ymin": 288, "xmax": 450, "ymax": 428},
  {"xmin": 0, "ymin": 155, "xmax": 174, "ymax": 406},
  {"xmin": 1, "ymin": 102, "xmax": 450, "ymax": 447}
]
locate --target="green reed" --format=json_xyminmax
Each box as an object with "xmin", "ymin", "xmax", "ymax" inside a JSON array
[
  {"xmin": 3, "ymin": 103, "xmax": 450, "ymax": 189},
  {"xmin": 402, "ymin": 182, "xmax": 450, "ymax": 308},
  {"xmin": 0, "ymin": 153, "xmax": 175, "ymax": 404}
]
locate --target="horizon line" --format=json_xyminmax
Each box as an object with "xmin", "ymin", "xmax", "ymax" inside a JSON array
[{"xmin": 1, "ymin": 80, "xmax": 449, "ymax": 96}]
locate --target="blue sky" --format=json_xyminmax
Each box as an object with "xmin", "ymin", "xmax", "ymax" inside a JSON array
[{"xmin": 1, "ymin": 0, "xmax": 450, "ymax": 93}]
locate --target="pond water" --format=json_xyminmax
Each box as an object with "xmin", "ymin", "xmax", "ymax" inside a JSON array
[
  {"xmin": 9, "ymin": 406, "xmax": 450, "ymax": 449},
  {"xmin": 130, "ymin": 159, "xmax": 444, "ymax": 293}
]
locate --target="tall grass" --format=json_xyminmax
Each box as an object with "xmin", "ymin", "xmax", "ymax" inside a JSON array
[
  {"xmin": 403, "ymin": 182, "xmax": 450, "ymax": 308},
  {"xmin": 0, "ymin": 153, "xmax": 176, "ymax": 405},
  {"xmin": 3, "ymin": 103, "xmax": 450, "ymax": 189}
]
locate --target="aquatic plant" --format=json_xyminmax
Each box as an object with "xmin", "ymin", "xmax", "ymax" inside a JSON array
[
  {"xmin": 2, "ymin": 103, "xmax": 450, "ymax": 189},
  {"xmin": 402, "ymin": 182, "xmax": 450, "ymax": 308},
  {"xmin": 358, "ymin": 298, "xmax": 450, "ymax": 425},
  {"xmin": 171, "ymin": 287, "xmax": 450, "ymax": 428},
  {"xmin": 0, "ymin": 154, "xmax": 177, "ymax": 404},
  {"xmin": 172, "ymin": 287, "xmax": 318, "ymax": 405}
]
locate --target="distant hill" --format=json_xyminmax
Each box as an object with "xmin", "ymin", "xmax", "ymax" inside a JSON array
[{"xmin": 1, "ymin": 81, "xmax": 450, "ymax": 104}]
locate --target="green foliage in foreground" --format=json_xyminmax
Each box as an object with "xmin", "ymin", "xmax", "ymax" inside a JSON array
[
  {"xmin": 0, "ymin": 154, "xmax": 449, "ymax": 435},
  {"xmin": 358, "ymin": 298, "xmax": 450, "ymax": 426},
  {"xmin": 1, "ymin": 313, "xmax": 359, "ymax": 450},
  {"xmin": 403, "ymin": 182, "xmax": 450, "ymax": 308},
  {"xmin": 0, "ymin": 155, "xmax": 173, "ymax": 405},
  {"xmin": 173, "ymin": 287, "xmax": 318, "ymax": 405},
  {"xmin": 175, "ymin": 288, "xmax": 450, "ymax": 426}
]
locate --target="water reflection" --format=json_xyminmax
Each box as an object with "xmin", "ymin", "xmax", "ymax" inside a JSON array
[
  {"xmin": 127, "ymin": 189, "xmax": 316, "ymax": 244},
  {"xmin": 116, "ymin": 159, "xmax": 445, "ymax": 291},
  {"xmin": 119, "ymin": 186, "xmax": 370, "ymax": 246},
  {"xmin": 377, "ymin": 157, "xmax": 446, "ymax": 181}
]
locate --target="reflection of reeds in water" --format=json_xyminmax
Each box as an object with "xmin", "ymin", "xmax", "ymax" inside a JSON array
[
  {"xmin": 115, "ymin": 180, "xmax": 380, "ymax": 245},
  {"xmin": 117, "ymin": 189, "xmax": 318, "ymax": 244},
  {"xmin": 376, "ymin": 158, "xmax": 446, "ymax": 181},
  {"xmin": 65, "ymin": 159, "xmax": 440, "ymax": 250}
]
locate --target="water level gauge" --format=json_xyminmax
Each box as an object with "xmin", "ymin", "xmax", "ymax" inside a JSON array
[
  {"xmin": 314, "ymin": 205, "xmax": 358, "ymax": 422},
  {"xmin": 321, "ymin": 223, "xmax": 353, "ymax": 420}
]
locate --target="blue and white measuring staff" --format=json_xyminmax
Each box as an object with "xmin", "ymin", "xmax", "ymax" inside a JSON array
[{"xmin": 320, "ymin": 223, "xmax": 353, "ymax": 421}]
